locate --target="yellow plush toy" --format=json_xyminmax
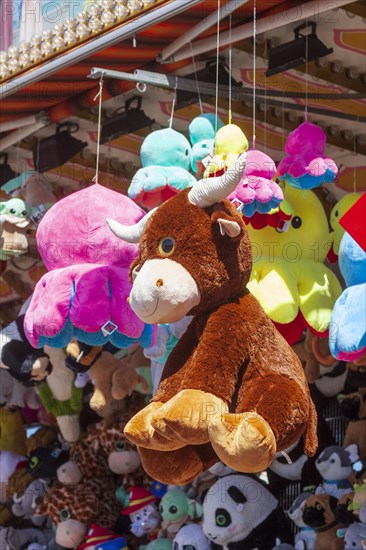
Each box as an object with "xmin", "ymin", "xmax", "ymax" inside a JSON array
[
  {"xmin": 203, "ymin": 124, "xmax": 249, "ymax": 177},
  {"xmin": 247, "ymin": 185, "xmax": 342, "ymax": 344},
  {"xmin": 328, "ymin": 192, "xmax": 361, "ymax": 262}
]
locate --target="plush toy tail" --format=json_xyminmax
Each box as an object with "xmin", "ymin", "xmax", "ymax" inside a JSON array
[{"xmin": 304, "ymin": 398, "xmax": 318, "ymax": 457}]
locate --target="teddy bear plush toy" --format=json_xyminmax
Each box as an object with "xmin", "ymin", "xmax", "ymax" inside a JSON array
[
  {"xmin": 65, "ymin": 340, "xmax": 148, "ymax": 415},
  {"xmin": 107, "ymin": 155, "xmax": 318, "ymax": 485}
]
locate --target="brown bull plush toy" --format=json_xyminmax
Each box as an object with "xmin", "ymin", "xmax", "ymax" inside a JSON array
[{"xmin": 107, "ymin": 154, "xmax": 317, "ymax": 485}]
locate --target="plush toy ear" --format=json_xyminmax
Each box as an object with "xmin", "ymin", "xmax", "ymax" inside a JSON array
[
  {"xmin": 329, "ymin": 495, "xmax": 339, "ymax": 513},
  {"xmin": 211, "ymin": 210, "xmax": 244, "ymax": 241},
  {"xmin": 345, "ymin": 444, "xmax": 360, "ymax": 463},
  {"xmin": 227, "ymin": 485, "xmax": 247, "ymax": 510},
  {"xmin": 188, "ymin": 499, "xmax": 203, "ymax": 519}
]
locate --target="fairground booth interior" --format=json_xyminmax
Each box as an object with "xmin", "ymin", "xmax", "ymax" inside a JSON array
[{"xmin": 0, "ymin": 1, "xmax": 365, "ymax": 549}]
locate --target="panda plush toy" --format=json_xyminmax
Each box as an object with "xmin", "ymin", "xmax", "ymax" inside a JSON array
[{"xmin": 202, "ymin": 474, "xmax": 292, "ymax": 549}]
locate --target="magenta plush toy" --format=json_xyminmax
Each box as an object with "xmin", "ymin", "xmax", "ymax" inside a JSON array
[
  {"xmin": 24, "ymin": 184, "xmax": 155, "ymax": 349},
  {"xmin": 278, "ymin": 121, "xmax": 337, "ymax": 189},
  {"xmin": 228, "ymin": 148, "xmax": 283, "ymax": 217}
]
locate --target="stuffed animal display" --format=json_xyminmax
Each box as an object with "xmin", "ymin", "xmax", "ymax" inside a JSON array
[
  {"xmin": 24, "ymin": 183, "xmax": 155, "ymax": 349},
  {"xmin": 1, "ymin": 113, "xmax": 363, "ymax": 549},
  {"xmin": 329, "ymin": 230, "xmax": 366, "ymax": 363},
  {"xmin": 247, "ymin": 184, "xmax": 342, "ymax": 344},
  {"xmin": 228, "ymin": 148, "xmax": 284, "ymax": 217},
  {"xmin": 128, "ymin": 128, "xmax": 197, "ymax": 209},
  {"xmin": 278, "ymin": 121, "xmax": 338, "ymax": 190},
  {"xmin": 108, "ymin": 157, "xmax": 318, "ymax": 485}
]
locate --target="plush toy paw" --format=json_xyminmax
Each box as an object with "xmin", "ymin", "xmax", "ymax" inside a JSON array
[
  {"xmin": 138, "ymin": 445, "xmax": 206, "ymax": 485},
  {"xmin": 208, "ymin": 412, "xmax": 276, "ymax": 472},
  {"xmin": 124, "ymin": 402, "xmax": 186, "ymax": 451},
  {"xmin": 151, "ymin": 390, "xmax": 228, "ymax": 445}
]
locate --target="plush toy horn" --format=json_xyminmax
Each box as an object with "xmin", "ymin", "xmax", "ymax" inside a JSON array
[
  {"xmin": 188, "ymin": 152, "xmax": 246, "ymax": 208},
  {"xmin": 106, "ymin": 208, "xmax": 157, "ymax": 243}
]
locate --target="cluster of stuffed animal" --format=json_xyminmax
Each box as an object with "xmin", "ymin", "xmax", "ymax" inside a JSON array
[{"xmin": 0, "ymin": 115, "xmax": 365, "ymax": 549}]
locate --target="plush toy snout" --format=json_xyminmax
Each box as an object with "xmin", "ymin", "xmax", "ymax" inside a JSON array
[
  {"xmin": 57, "ymin": 461, "xmax": 83, "ymax": 485},
  {"xmin": 56, "ymin": 518, "xmax": 88, "ymax": 548},
  {"xmin": 338, "ymin": 393, "xmax": 365, "ymax": 420},
  {"xmin": 108, "ymin": 449, "xmax": 141, "ymax": 475}
]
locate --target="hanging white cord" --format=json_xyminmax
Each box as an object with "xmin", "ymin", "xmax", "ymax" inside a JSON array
[
  {"xmin": 190, "ymin": 42, "xmax": 203, "ymax": 114},
  {"xmin": 305, "ymin": 19, "xmax": 308, "ymax": 122},
  {"xmin": 228, "ymin": 13, "xmax": 232, "ymax": 124},
  {"xmin": 93, "ymin": 73, "xmax": 104, "ymax": 184},
  {"xmin": 169, "ymin": 77, "xmax": 178, "ymax": 128},
  {"xmin": 215, "ymin": 0, "xmax": 221, "ymax": 134},
  {"xmin": 252, "ymin": 0, "xmax": 256, "ymax": 148}
]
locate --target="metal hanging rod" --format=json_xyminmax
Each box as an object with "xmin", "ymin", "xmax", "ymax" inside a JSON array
[{"xmin": 88, "ymin": 67, "xmax": 366, "ymax": 124}]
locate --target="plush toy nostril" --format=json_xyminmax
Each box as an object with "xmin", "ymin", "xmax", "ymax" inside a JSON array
[{"xmin": 156, "ymin": 279, "xmax": 164, "ymax": 288}]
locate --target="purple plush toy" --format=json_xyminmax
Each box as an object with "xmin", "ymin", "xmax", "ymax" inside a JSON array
[
  {"xmin": 24, "ymin": 184, "xmax": 155, "ymax": 349},
  {"xmin": 278, "ymin": 121, "xmax": 337, "ymax": 189}
]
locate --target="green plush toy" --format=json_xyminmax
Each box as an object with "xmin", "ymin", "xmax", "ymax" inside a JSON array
[
  {"xmin": 0, "ymin": 198, "xmax": 29, "ymax": 227},
  {"xmin": 158, "ymin": 489, "xmax": 202, "ymax": 540}
]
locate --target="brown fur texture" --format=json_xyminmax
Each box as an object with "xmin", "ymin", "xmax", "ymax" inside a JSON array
[
  {"xmin": 124, "ymin": 188, "xmax": 317, "ymax": 482},
  {"xmin": 303, "ymin": 494, "xmax": 343, "ymax": 550}
]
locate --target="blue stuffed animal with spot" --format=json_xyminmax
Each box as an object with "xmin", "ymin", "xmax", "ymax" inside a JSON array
[
  {"xmin": 329, "ymin": 231, "xmax": 366, "ymax": 364},
  {"xmin": 128, "ymin": 128, "xmax": 196, "ymax": 210}
]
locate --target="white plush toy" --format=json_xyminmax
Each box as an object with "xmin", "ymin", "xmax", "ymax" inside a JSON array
[
  {"xmin": 202, "ymin": 474, "xmax": 291, "ymax": 549},
  {"xmin": 173, "ymin": 523, "xmax": 211, "ymax": 550}
]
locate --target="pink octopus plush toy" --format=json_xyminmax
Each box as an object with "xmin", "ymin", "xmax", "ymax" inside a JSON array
[
  {"xmin": 24, "ymin": 184, "xmax": 155, "ymax": 349},
  {"xmin": 278, "ymin": 121, "xmax": 337, "ymax": 189},
  {"xmin": 228, "ymin": 148, "xmax": 283, "ymax": 217}
]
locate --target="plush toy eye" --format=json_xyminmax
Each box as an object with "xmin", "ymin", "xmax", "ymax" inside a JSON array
[
  {"xmin": 158, "ymin": 237, "xmax": 175, "ymax": 257},
  {"xmin": 335, "ymin": 209, "xmax": 339, "ymax": 217},
  {"xmin": 316, "ymin": 503, "xmax": 323, "ymax": 511},
  {"xmin": 330, "ymin": 458, "xmax": 335, "ymax": 463},
  {"xmin": 183, "ymin": 546, "xmax": 196, "ymax": 550},
  {"xmin": 59, "ymin": 509, "xmax": 70, "ymax": 521},
  {"xmin": 135, "ymin": 514, "xmax": 141, "ymax": 521},
  {"xmin": 9, "ymin": 208, "xmax": 16, "ymax": 214},
  {"xmin": 29, "ymin": 456, "xmax": 39, "ymax": 469},
  {"xmin": 22, "ymin": 210, "xmax": 27, "ymax": 216},
  {"xmin": 169, "ymin": 505, "xmax": 178, "ymax": 514},
  {"xmin": 115, "ymin": 441, "xmax": 126, "ymax": 451},
  {"xmin": 291, "ymin": 216, "xmax": 302, "ymax": 229},
  {"xmin": 359, "ymin": 366, "xmax": 366, "ymax": 373},
  {"xmin": 185, "ymin": 149, "xmax": 189, "ymax": 156},
  {"xmin": 215, "ymin": 508, "xmax": 231, "ymax": 527}
]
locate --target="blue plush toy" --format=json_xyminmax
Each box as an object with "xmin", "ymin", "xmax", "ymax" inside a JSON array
[
  {"xmin": 329, "ymin": 231, "xmax": 366, "ymax": 363},
  {"xmin": 188, "ymin": 114, "xmax": 223, "ymax": 175},
  {"xmin": 128, "ymin": 128, "xmax": 196, "ymax": 210}
]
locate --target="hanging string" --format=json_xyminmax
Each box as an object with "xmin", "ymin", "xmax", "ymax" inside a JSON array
[
  {"xmin": 169, "ymin": 77, "xmax": 178, "ymax": 128},
  {"xmin": 190, "ymin": 42, "xmax": 203, "ymax": 114},
  {"xmin": 304, "ymin": 19, "xmax": 309, "ymax": 122},
  {"xmin": 263, "ymin": 32, "xmax": 267, "ymax": 152},
  {"xmin": 215, "ymin": 0, "xmax": 221, "ymax": 134},
  {"xmin": 93, "ymin": 73, "xmax": 104, "ymax": 184},
  {"xmin": 228, "ymin": 14, "xmax": 232, "ymax": 124},
  {"xmin": 353, "ymin": 133, "xmax": 357, "ymax": 193},
  {"xmin": 252, "ymin": 0, "xmax": 257, "ymax": 149}
]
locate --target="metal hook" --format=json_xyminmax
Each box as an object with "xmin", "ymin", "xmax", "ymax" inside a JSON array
[{"xmin": 136, "ymin": 81, "xmax": 147, "ymax": 93}]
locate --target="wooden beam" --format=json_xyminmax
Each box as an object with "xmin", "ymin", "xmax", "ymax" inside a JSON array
[
  {"xmin": 236, "ymin": 39, "xmax": 365, "ymax": 94},
  {"xmin": 341, "ymin": 1, "xmax": 366, "ymax": 18}
]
